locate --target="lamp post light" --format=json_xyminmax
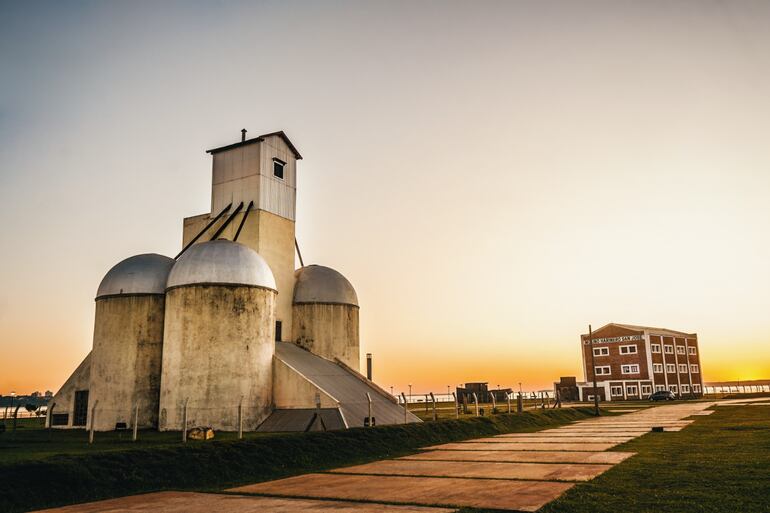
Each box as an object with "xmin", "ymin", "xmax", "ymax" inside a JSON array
[{"xmin": 588, "ymin": 324, "xmax": 600, "ymax": 416}]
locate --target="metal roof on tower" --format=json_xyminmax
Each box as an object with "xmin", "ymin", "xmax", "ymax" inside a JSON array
[{"xmin": 205, "ymin": 130, "xmax": 303, "ymax": 159}]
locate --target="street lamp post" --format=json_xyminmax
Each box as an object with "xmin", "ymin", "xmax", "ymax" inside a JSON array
[{"xmin": 588, "ymin": 324, "xmax": 600, "ymax": 416}]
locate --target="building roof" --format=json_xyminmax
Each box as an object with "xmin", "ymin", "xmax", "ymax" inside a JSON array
[
  {"xmin": 206, "ymin": 130, "xmax": 303, "ymax": 159},
  {"xmin": 585, "ymin": 323, "xmax": 696, "ymax": 338},
  {"xmin": 274, "ymin": 341, "xmax": 421, "ymax": 428},
  {"xmin": 166, "ymin": 240, "xmax": 276, "ymax": 291},
  {"xmin": 96, "ymin": 253, "xmax": 175, "ymax": 299},
  {"xmin": 293, "ymin": 265, "xmax": 359, "ymax": 307}
]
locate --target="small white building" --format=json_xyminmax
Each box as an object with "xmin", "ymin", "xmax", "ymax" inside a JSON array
[{"xmin": 50, "ymin": 131, "xmax": 420, "ymax": 432}]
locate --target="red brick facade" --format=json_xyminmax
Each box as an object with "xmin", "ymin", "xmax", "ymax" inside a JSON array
[{"xmin": 579, "ymin": 323, "xmax": 703, "ymax": 401}]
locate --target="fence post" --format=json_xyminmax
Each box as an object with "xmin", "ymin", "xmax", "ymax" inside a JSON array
[
  {"xmin": 132, "ymin": 403, "xmax": 139, "ymax": 442},
  {"xmin": 490, "ymin": 392, "xmax": 496, "ymax": 413},
  {"xmin": 89, "ymin": 400, "xmax": 99, "ymax": 444},
  {"xmin": 401, "ymin": 392, "xmax": 408, "ymax": 423},
  {"xmin": 472, "ymin": 393, "xmax": 479, "ymax": 416},
  {"xmin": 238, "ymin": 396, "xmax": 244, "ymax": 440},
  {"xmin": 452, "ymin": 392, "xmax": 459, "ymax": 419},
  {"xmin": 517, "ymin": 393, "xmax": 523, "ymax": 413},
  {"xmin": 182, "ymin": 398, "xmax": 189, "ymax": 443},
  {"xmin": 429, "ymin": 392, "xmax": 437, "ymax": 421},
  {"xmin": 507, "ymin": 393, "xmax": 511, "ymax": 414}
]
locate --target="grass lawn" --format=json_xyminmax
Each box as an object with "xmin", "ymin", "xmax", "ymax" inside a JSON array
[{"xmin": 463, "ymin": 404, "xmax": 770, "ymax": 513}]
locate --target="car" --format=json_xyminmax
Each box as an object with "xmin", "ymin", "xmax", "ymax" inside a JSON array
[{"xmin": 649, "ymin": 390, "xmax": 676, "ymax": 401}]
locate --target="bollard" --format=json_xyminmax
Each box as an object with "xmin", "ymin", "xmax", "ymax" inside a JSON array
[
  {"xmin": 429, "ymin": 392, "xmax": 437, "ymax": 421},
  {"xmin": 132, "ymin": 403, "xmax": 139, "ymax": 442},
  {"xmin": 452, "ymin": 392, "xmax": 459, "ymax": 419},
  {"xmin": 517, "ymin": 393, "xmax": 523, "ymax": 413},
  {"xmin": 89, "ymin": 400, "xmax": 99, "ymax": 444},
  {"xmin": 401, "ymin": 392, "xmax": 408, "ymax": 423},
  {"xmin": 472, "ymin": 393, "xmax": 479, "ymax": 416},
  {"xmin": 182, "ymin": 398, "xmax": 189, "ymax": 443},
  {"xmin": 507, "ymin": 393, "xmax": 511, "ymax": 414}
]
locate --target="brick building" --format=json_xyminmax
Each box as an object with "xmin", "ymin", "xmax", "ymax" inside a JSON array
[{"xmin": 578, "ymin": 323, "xmax": 704, "ymax": 401}]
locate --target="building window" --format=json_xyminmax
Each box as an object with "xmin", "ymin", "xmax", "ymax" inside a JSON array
[
  {"xmin": 678, "ymin": 364, "xmax": 688, "ymax": 373},
  {"xmin": 651, "ymin": 344, "xmax": 661, "ymax": 353},
  {"xmin": 666, "ymin": 363, "xmax": 676, "ymax": 373},
  {"xmin": 676, "ymin": 346, "xmax": 686, "ymax": 355},
  {"xmin": 620, "ymin": 345, "xmax": 638, "ymax": 355},
  {"xmin": 664, "ymin": 345, "xmax": 674, "ymax": 354},
  {"xmin": 681, "ymin": 384, "xmax": 690, "ymax": 393},
  {"xmin": 621, "ymin": 364, "xmax": 640, "ymax": 374},
  {"xmin": 595, "ymin": 366, "xmax": 611, "ymax": 376},
  {"xmin": 626, "ymin": 385, "xmax": 638, "ymax": 396},
  {"xmin": 688, "ymin": 347, "xmax": 697, "ymax": 355},
  {"xmin": 693, "ymin": 384, "xmax": 702, "ymax": 393},
  {"xmin": 642, "ymin": 384, "xmax": 652, "ymax": 395},
  {"xmin": 611, "ymin": 386, "xmax": 623, "ymax": 396},
  {"xmin": 593, "ymin": 347, "xmax": 609, "ymax": 357},
  {"xmin": 273, "ymin": 158, "xmax": 285, "ymax": 179},
  {"xmin": 690, "ymin": 364, "xmax": 699, "ymax": 373},
  {"xmin": 275, "ymin": 320, "xmax": 282, "ymax": 342},
  {"xmin": 655, "ymin": 385, "xmax": 666, "ymax": 392},
  {"xmin": 653, "ymin": 363, "xmax": 663, "ymax": 373},
  {"xmin": 669, "ymin": 384, "xmax": 678, "ymax": 393}
]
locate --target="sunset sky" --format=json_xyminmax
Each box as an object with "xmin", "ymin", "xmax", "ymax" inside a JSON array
[{"xmin": 2, "ymin": 1, "xmax": 770, "ymax": 396}]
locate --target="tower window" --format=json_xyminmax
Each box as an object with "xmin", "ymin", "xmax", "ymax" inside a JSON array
[
  {"xmin": 273, "ymin": 158, "xmax": 285, "ymax": 179},
  {"xmin": 275, "ymin": 320, "xmax": 282, "ymax": 342}
]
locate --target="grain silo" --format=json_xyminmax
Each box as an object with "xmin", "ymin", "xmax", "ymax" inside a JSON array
[
  {"xmin": 159, "ymin": 239, "xmax": 276, "ymax": 431},
  {"xmin": 292, "ymin": 265, "xmax": 360, "ymax": 371},
  {"xmin": 88, "ymin": 253, "xmax": 175, "ymax": 431}
]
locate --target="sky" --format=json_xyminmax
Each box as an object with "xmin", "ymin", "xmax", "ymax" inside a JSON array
[{"xmin": 2, "ymin": 0, "xmax": 770, "ymax": 396}]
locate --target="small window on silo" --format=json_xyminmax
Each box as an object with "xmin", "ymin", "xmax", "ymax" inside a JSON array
[
  {"xmin": 275, "ymin": 320, "xmax": 282, "ymax": 341},
  {"xmin": 273, "ymin": 158, "xmax": 285, "ymax": 179}
]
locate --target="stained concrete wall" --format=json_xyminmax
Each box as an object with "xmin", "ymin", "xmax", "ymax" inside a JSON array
[
  {"xmin": 159, "ymin": 285, "xmax": 276, "ymax": 431},
  {"xmin": 88, "ymin": 295, "xmax": 165, "ymax": 431},
  {"xmin": 293, "ymin": 304, "xmax": 360, "ymax": 371},
  {"xmin": 49, "ymin": 352, "xmax": 91, "ymax": 428},
  {"xmin": 273, "ymin": 357, "xmax": 339, "ymax": 410},
  {"xmin": 182, "ymin": 210, "xmax": 295, "ymax": 341}
]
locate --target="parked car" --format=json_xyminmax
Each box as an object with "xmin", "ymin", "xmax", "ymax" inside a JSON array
[{"xmin": 649, "ymin": 390, "xmax": 676, "ymax": 401}]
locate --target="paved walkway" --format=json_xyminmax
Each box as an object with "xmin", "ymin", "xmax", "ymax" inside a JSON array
[{"xmin": 38, "ymin": 402, "xmax": 720, "ymax": 513}]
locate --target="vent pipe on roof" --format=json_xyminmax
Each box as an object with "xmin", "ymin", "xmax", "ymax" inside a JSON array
[
  {"xmin": 241, "ymin": 128, "xmax": 247, "ymax": 141},
  {"xmin": 366, "ymin": 353, "xmax": 372, "ymax": 381}
]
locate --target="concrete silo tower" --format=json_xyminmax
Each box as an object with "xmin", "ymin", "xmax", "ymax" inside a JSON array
[
  {"xmin": 88, "ymin": 253, "xmax": 175, "ymax": 431},
  {"xmin": 159, "ymin": 239, "xmax": 277, "ymax": 431},
  {"xmin": 292, "ymin": 265, "xmax": 360, "ymax": 371},
  {"xmin": 181, "ymin": 131, "xmax": 301, "ymax": 344}
]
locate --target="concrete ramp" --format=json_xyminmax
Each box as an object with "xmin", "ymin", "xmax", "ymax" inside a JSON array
[{"xmin": 268, "ymin": 342, "xmax": 421, "ymax": 429}]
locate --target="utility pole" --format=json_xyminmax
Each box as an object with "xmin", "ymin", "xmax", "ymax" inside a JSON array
[{"xmin": 588, "ymin": 324, "xmax": 600, "ymax": 416}]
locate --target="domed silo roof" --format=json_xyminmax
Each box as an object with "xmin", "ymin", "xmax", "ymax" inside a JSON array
[
  {"xmin": 166, "ymin": 240, "xmax": 276, "ymax": 291},
  {"xmin": 293, "ymin": 265, "xmax": 358, "ymax": 307},
  {"xmin": 96, "ymin": 254, "xmax": 175, "ymax": 300}
]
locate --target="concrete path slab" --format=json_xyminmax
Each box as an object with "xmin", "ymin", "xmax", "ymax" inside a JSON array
[
  {"xmin": 229, "ymin": 473, "xmax": 573, "ymax": 512},
  {"xmin": 401, "ymin": 449, "xmax": 634, "ymax": 464},
  {"xmin": 490, "ymin": 435, "xmax": 634, "ymax": 443},
  {"xmin": 423, "ymin": 441, "xmax": 617, "ymax": 451},
  {"xmin": 331, "ymin": 459, "xmax": 612, "ymax": 481},
  {"xmin": 33, "ymin": 492, "xmax": 455, "ymax": 513}
]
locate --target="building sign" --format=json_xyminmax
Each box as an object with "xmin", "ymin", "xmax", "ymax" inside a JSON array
[{"xmin": 583, "ymin": 335, "xmax": 642, "ymax": 345}]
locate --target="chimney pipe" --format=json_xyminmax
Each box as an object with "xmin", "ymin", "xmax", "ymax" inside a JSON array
[
  {"xmin": 241, "ymin": 128, "xmax": 247, "ymax": 142},
  {"xmin": 366, "ymin": 353, "xmax": 372, "ymax": 380}
]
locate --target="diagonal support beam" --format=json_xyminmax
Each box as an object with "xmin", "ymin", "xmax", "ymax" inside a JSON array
[{"xmin": 175, "ymin": 202, "xmax": 232, "ymax": 260}]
